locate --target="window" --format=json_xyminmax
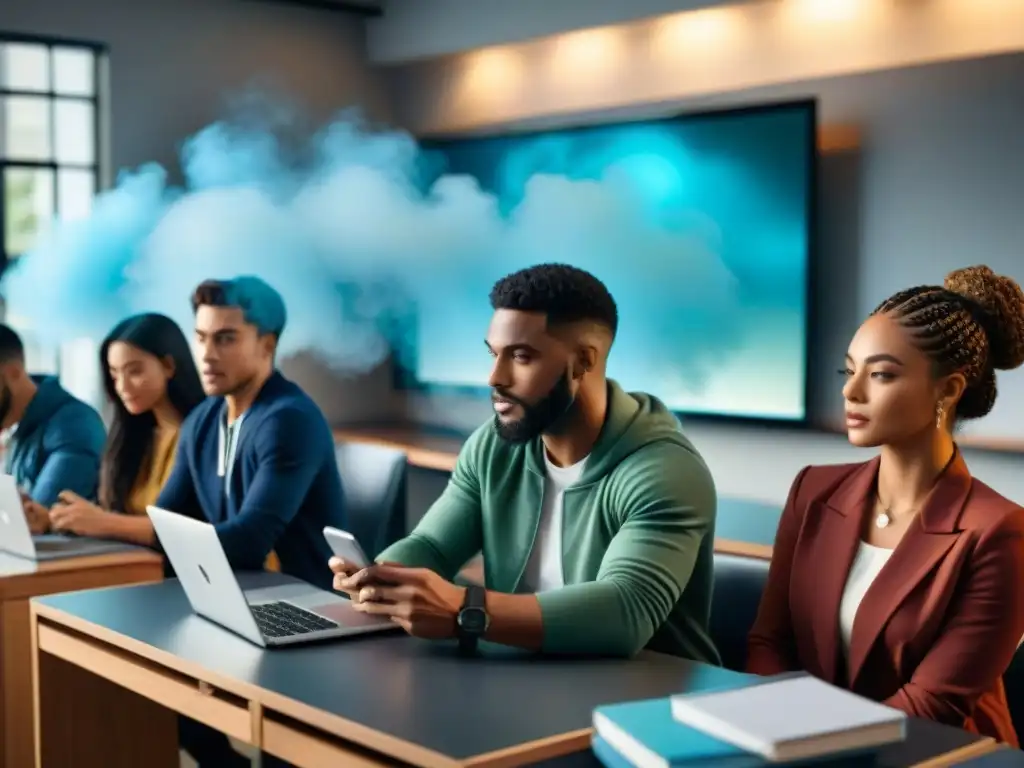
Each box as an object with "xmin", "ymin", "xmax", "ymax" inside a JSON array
[{"xmin": 0, "ymin": 35, "xmax": 106, "ymax": 374}]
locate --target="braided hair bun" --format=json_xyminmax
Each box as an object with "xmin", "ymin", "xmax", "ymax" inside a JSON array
[
  {"xmin": 874, "ymin": 266, "xmax": 1024, "ymax": 421},
  {"xmin": 944, "ymin": 265, "xmax": 1024, "ymax": 371}
]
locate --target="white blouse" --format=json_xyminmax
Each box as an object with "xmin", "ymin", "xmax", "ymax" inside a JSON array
[{"xmin": 838, "ymin": 541, "xmax": 894, "ymax": 657}]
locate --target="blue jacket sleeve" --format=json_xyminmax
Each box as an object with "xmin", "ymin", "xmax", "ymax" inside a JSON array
[
  {"xmin": 153, "ymin": 427, "xmax": 203, "ymax": 521},
  {"xmin": 32, "ymin": 405, "xmax": 105, "ymax": 507},
  {"xmin": 214, "ymin": 407, "xmax": 323, "ymax": 569}
]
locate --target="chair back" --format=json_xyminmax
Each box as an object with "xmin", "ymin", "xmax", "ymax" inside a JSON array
[
  {"xmin": 709, "ymin": 552, "xmax": 770, "ymax": 671},
  {"xmin": 334, "ymin": 441, "xmax": 408, "ymax": 561},
  {"xmin": 1004, "ymin": 645, "xmax": 1024, "ymax": 737}
]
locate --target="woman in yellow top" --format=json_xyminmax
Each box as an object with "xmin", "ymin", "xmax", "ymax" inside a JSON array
[{"xmin": 48, "ymin": 313, "xmax": 204, "ymax": 546}]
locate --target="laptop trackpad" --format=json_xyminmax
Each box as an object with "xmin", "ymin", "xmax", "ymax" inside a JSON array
[{"xmin": 312, "ymin": 601, "xmax": 395, "ymax": 628}]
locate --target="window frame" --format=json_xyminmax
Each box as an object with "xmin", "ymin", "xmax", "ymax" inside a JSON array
[{"xmin": 0, "ymin": 32, "xmax": 108, "ymax": 375}]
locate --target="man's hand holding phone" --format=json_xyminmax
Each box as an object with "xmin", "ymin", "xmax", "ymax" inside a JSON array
[
  {"xmin": 323, "ymin": 526, "xmax": 466, "ymax": 639},
  {"xmin": 328, "ymin": 556, "xmax": 367, "ymax": 598},
  {"xmin": 324, "ymin": 527, "xmax": 377, "ymax": 598}
]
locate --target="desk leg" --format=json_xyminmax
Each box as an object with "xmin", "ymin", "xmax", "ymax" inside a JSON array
[
  {"xmin": 34, "ymin": 650, "xmax": 178, "ymax": 767},
  {"xmin": 1, "ymin": 599, "xmax": 33, "ymax": 768}
]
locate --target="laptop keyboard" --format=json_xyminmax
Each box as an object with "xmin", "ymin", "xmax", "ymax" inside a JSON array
[
  {"xmin": 33, "ymin": 533, "xmax": 82, "ymax": 549},
  {"xmin": 249, "ymin": 601, "xmax": 339, "ymax": 638}
]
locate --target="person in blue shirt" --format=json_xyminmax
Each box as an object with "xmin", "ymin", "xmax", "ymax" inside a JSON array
[
  {"xmin": 155, "ymin": 275, "xmax": 345, "ymax": 586},
  {"xmin": 0, "ymin": 324, "xmax": 105, "ymax": 532},
  {"xmin": 156, "ymin": 276, "xmax": 345, "ymax": 768}
]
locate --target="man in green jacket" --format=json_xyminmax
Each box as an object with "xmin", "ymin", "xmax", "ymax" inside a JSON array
[{"xmin": 332, "ymin": 263, "xmax": 720, "ymax": 663}]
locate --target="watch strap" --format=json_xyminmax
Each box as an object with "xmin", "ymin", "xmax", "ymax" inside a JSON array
[
  {"xmin": 463, "ymin": 584, "xmax": 486, "ymax": 611},
  {"xmin": 457, "ymin": 585, "xmax": 487, "ymax": 653}
]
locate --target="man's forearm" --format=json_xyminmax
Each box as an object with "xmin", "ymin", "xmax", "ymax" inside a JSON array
[
  {"xmin": 481, "ymin": 591, "xmax": 544, "ymax": 651},
  {"xmin": 214, "ymin": 518, "xmax": 274, "ymax": 570}
]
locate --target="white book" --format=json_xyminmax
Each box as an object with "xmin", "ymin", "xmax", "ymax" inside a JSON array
[{"xmin": 670, "ymin": 674, "xmax": 907, "ymax": 763}]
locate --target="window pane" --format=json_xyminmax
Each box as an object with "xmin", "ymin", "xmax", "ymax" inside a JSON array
[
  {"xmin": 1, "ymin": 43, "xmax": 49, "ymax": 92},
  {"xmin": 10, "ymin": 325, "xmax": 58, "ymax": 376},
  {"xmin": 3, "ymin": 96, "xmax": 52, "ymax": 161},
  {"xmin": 52, "ymin": 47, "xmax": 94, "ymax": 96},
  {"xmin": 25, "ymin": 341, "xmax": 59, "ymax": 375},
  {"xmin": 3, "ymin": 317, "xmax": 58, "ymax": 375},
  {"xmin": 4, "ymin": 167, "xmax": 55, "ymax": 257},
  {"xmin": 59, "ymin": 338, "xmax": 102, "ymax": 409},
  {"xmin": 54, "ymin": 100, "xmax": 94, "ymax": 164},
  {"xmin": 57, "ymin": 169, "xmax": 96, "ymax": 222}
]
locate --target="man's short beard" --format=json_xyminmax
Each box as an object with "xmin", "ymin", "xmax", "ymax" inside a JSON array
[{"xmin": 493, "ymin": 371, "xmax": 575, "ymax": 443}]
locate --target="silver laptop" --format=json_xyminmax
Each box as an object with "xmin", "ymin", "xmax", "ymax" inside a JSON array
[
  {"xmin": 146, "ymin": 505, "xmax": 398, "ymax": 648},
  {"xmin": 0, "ymin": 474, "xmax": 139, "ymax": 561}
]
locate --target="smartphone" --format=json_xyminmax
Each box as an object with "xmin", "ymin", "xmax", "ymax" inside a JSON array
[{"xmin": 323, "ymin": 526, "xmax": 371, "ymax": 569}]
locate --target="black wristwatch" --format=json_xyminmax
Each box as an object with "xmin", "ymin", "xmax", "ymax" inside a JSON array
[{"xmin": 456, "ymin": 585, "xmax": 489, "ymax": 654}]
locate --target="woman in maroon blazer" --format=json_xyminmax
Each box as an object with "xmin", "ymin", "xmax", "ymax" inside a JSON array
[{"xmin": 747, "ymin": 265, "xmax": 1024, "ymax": 745}]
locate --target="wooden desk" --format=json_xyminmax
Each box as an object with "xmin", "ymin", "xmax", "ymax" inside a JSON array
[
  {"xmin": 0, "ymin": 549, "xmax": 163, "ymax": 768},
  {"xmin": 335, "ymin": 425, "xmax": 780, "ymax": 560},
  {"xmin": 32, "ymin": 576, "xmax": 757, "ymax": 768},
  {"xmin": 31, "ymin": 577, "xmax": 1001, "ymax": 768},
  {"xmin": 335, "ymin": 425, "xmax": 465, "ymax": 473}
]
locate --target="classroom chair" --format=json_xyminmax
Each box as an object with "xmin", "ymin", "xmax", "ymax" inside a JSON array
[
  {"xmin": 708, "ymin": 552, "xmax": 770, "ymax": 672},
  {"xmin": 334, "ymin": 441, "xmax": 408, "ymax": 561}
]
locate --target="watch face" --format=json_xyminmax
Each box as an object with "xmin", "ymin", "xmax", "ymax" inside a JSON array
[{"xmin": 458, "ymin": 607, "xmax": 488, "ymax": 633}]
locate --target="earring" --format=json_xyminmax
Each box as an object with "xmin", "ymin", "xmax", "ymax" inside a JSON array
[{"xmin": 935, "ymin": 402, "xmax": 945, "ymax": 430}]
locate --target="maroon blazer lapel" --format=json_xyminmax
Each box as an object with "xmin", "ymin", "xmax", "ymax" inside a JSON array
[
  {"xmin": 845, "ymin": 452, "xmax": 971, "ymax": 688},
  {"xmin": 802, "ymin": 457, "xmax": 880, "ymax": 684}
]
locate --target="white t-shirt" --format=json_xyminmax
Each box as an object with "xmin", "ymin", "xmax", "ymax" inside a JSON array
[
  {"xmin": 217, "ymin": 410, "xmax": 246, "ymax": 493},
  {"xmin": 520, "ymin": 451, "xmax": 587, "ymax": 593},
  {"xmin": 838, "ymin": 541, "xmax": 894, "ymax": 657}
]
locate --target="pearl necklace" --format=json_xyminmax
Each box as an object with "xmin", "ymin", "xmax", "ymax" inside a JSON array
[{"xmin": 874, "ymin": 496, "xmax": 918, "ymax": 529}]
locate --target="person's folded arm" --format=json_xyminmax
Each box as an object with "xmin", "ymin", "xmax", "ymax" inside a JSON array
[
  {"xmin": 882, "ymin": 513, "xmax": 1024, "ymax": 726},
  {"xmin": 213, "ymin": 408, "xmax": 326, "ymax": 569},
  {"xmin": 480, "ymin": 443, "xmax": 717, "ymax": 657},
  {"xmin": 153, "ymin": 429, "xmax": 203, "ymax": 519},
  {"xmin": 376, "ymin": 432, "xmax": 484, "ymax": 579},
  {"xmin": 149, "ymin": 429, "xmax": 204, "ymax": 551},
  {"xmin": 746, "ymin": 465, "xmax": 811, "ymax": 676}
]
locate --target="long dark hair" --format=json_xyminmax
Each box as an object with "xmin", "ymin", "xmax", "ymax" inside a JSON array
[{"xmin": 99, "ymin": 313, "xmax": 204, "ymax": 512}]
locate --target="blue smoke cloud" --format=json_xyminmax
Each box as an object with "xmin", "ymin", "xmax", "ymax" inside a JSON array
[{"xmin": 1, "ymin": 88, "xmax": 741, "ymax": 383}]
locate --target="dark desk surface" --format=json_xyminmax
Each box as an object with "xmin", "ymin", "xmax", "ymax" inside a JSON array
[
  {"xmin": 531, "ymin": 716, "xmax": 994, "ymax": 767},
  {"xmin": 34, "ymin": 576, "xmax": 758, "ymax": 765},
  {"xmin": 959, "ymin": 747, "xmax": 1024, "ymax": 766}
]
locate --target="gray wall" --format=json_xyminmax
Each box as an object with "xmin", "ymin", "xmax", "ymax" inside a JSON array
[
  {"xmin": 0, "ymin": 0, "xmax": 404, "ymax": 424},
  {"xmin": 385, "ymin": 53, "xmax": 1024, "ymax": 506},
  {"xmin": 4, "ymin": 2, "xmax": 1023, "ymax": 506},
  {"xmin": 1, "ymin": 0, "xmax": 391, "ymax": 175}
]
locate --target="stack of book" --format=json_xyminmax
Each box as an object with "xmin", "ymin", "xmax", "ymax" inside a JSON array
[{"xmin": 591, "ymin": 674, "xmax": 907, "ymax": 767}]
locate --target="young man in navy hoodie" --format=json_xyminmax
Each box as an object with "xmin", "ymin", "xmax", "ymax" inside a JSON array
[
  {"xmin": 0, "ymin": 325, "xmax": 105, "ymax": 532},
  {"xmin": 156, "ymin": 276, "xmax": 345, "ymax": 767}
]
